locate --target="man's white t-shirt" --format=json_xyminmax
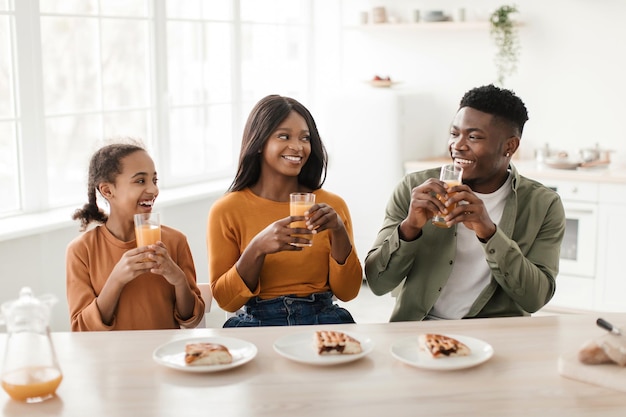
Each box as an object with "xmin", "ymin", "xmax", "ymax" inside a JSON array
[{"xmin": 428, "ymin": 174, "xmax": 512, "ymax": 320}]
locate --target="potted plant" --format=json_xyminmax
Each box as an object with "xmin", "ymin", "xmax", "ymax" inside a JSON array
[{"xmin": 490, "ymin": 5, "xmax": 520, "ymax": 86}]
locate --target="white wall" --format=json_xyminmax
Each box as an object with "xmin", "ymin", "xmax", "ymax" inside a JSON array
[{"xmin": 312, "ymin": 0, "xmax": 626, "ymax": 165}]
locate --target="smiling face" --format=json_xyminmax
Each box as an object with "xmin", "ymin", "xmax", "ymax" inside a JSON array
[
  {"xmin": 448, "ymin": 107, "xmax": 519, "ymax": 194},
  {"xmin": 103, "ymin": 150, "xmax": 159, "ymax": 221},
  {"xmin": 260, "ymin": 110, "xmax": 311, "ymax": 179}
]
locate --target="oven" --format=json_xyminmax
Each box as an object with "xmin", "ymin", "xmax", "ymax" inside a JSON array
[
  {"xmin": 542, "ymin": 179, "xmax": 599, "ymax": 310},
  {"xmin": 558, "ymin": 201, "xmax": 598, "ymax": 278}
]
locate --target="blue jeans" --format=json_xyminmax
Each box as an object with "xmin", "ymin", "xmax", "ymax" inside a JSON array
[{"xmin": 223, "ymin": 291, "xmax": 355, "ymax": 327}]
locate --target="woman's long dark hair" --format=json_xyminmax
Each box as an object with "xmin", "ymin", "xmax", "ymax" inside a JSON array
[{"xmin": 228, "ymin": 95, "xmax": 328, "ymax": 192}]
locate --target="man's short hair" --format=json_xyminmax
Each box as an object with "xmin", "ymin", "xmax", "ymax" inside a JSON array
[{"xmin": 459, "ymin": 84, "xmax": 529, "ymax": 136}]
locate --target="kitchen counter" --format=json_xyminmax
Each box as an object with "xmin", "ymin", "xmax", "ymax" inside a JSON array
[{"xmin": 405, "ymin": 158, "xmax": 626, "ymax": 184}]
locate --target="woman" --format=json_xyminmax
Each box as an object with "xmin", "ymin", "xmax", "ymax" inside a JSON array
[{"xmin": 207, "ymin": 95, "xmax": 362, "ymax": 327}]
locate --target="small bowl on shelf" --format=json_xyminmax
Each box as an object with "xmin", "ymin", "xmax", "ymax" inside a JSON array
[
  {"xmin": 366, "ymin": 77, "xmax": 400, "ymax": 88},
  {"xmin": 369, "ymin": 79, "xmax": 393, "ymax": 88},
  {"xmin": 423, "ymin": 10, "xmax": 449, "ymax": 22}
]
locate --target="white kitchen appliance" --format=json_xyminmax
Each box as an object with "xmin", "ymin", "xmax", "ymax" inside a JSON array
[
  {"xmin": 542, "ymin": 180, "xmax": 599, "ymax": 310},
  {"xmin": 320, "ymin": 88, "xmax": 439, "ymax": 267}
]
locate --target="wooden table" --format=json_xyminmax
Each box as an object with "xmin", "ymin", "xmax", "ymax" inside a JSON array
[{"xmin": 2, "ymin": 313, "xmax": 626, "ymax": 417}]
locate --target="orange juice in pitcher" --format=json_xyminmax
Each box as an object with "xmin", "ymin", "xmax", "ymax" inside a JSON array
[
  {"xmin": 1, "ymin": 288, "xmax": 63, "ymax": 403},
  {"xmin": 2, "ymin": 366, "xmax": 62, "ymax": 402}
]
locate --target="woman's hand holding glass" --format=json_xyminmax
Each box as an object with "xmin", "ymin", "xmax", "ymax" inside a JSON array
[{"xmin": 251, "ymin": 217, "xmax": 315, "ymax": 253}]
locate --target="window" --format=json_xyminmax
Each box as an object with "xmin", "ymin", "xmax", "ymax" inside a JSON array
[
  {"xmin": 2, "ymin": 0, "xmax": 312, "ymax": 219},
  {"xmin": 0, "ymin": 2, "xmax": 19, "ymax": 214},
  {"xmin": 164, "ymin": 1, "xmax": 235, "ymax": 183},
  {"xmin": 162, "ymin": 0, "xmax": 312, "ymax": 185},
  {"xmin": 39, "ymin": 0, "xmax": 152, "ymax": 207}
]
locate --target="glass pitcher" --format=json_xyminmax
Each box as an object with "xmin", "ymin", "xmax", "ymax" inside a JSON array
[{"xmin": 0, "ymin": 287, "xmax": 63, "ymax": 403}]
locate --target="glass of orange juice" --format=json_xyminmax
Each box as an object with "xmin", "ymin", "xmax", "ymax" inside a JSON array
[
  {"xmin": 432, "ymin": 164, "xmax": 463, "ymax": 228},
  {"xmin": 134, "ymin": 212, "xmax": 161, "ymax": 247},
  {"xmin": 289, "ymin": 193, "xmax": 315, "ymax": 247}
]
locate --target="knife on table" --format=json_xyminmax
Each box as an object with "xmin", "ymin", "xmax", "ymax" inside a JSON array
[{"xmin": 596, "ymin": 317, "xmax": 622, "ymax": 335}]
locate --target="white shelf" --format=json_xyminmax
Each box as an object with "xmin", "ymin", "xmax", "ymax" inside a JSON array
[
  {"xmin": 344, "ymin": 21, "xmax": 490, "ymax": 31},
  {"xmin": 344, "ymin": 21, "xmax": 524, "ymax": 31}
]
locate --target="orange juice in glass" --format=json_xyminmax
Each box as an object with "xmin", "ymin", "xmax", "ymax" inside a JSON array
[
  {"xmin": 134, "ymin": 213, "xmax": 161, "ymax": 247},
  {"xmin": 289, "ymin": 193, "xmax": 315, "ymax": 247},
  {"xmin": 1, "ymin": 366, "xmax": 62, "ymax": 403},
  {"xmin": 432, "ymin": 164, "xmax": 463, "ymax": 228}
]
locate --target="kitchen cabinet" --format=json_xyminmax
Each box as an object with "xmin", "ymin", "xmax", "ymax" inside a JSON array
[
  {"xmin": 534, "ymin": 179, "xmax": 598, "ymax": 311},
  {"xmin": 596, "ymin": 183, "xmax": 626, "ymax": 312},
  {"xmin": 508, "ymin": 169, "xmax": 626, "ymax": 312},
  {"xmin": 540, "ymin": 178, "xmax": 626, "ymax": 313}
]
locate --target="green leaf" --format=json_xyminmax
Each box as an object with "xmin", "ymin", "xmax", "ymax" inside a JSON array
[{"xmin": 489, "ymin": 5, "xmax": 520, "ymax": 86}]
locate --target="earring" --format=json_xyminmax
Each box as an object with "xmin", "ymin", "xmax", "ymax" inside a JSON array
[{"xmin": 505, "ymin": 152, "xmax": 511, "ymax": 157}]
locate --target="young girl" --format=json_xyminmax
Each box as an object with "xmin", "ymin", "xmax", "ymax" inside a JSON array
[
  {"xmin": 207, "ymin": 95, "xmax": 362, "ymax": 327},
  {"xmin": 66, "ymin": 141, "xmax": 205, "ymax": 331}
]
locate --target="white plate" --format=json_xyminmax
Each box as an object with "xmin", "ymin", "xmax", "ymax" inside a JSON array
[
  {"xmin": 153, "ymin": 336, "xmax": 257, "ymax": 373},
  {"xmin": 390, "ymin": 334, "xmax": 494, "ymax": 370},
  {"xmin": 273, "ymin": 331, "xmax": 374, "ymax": 365}
]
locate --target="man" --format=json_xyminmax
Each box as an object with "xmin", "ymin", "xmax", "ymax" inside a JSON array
[{"xmin": 364, "ymin": 84, "xmax": 565, "ymax": 321}]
